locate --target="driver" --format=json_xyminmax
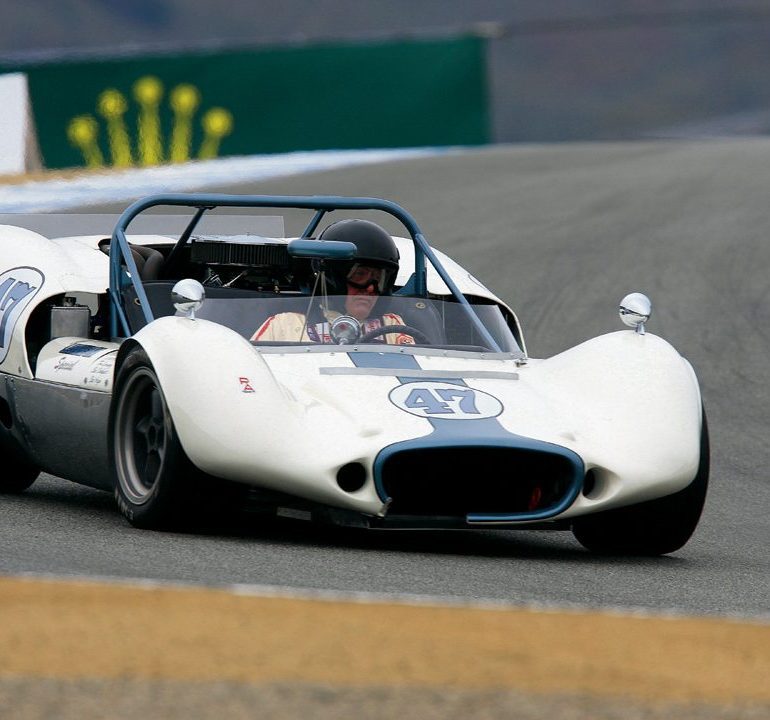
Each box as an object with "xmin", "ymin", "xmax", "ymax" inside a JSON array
[{"xmin": 251, "ymin": 219, "xmax": 415, "ymax": 345}]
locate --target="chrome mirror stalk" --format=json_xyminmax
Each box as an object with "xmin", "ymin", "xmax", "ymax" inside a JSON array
[
  {"xmin": 171, "ymin": 279, "xmax": 206, "ymax": 320},
  {"xmin": 619, "ymin": 292, "xmax": 652, "ymax": 335}
]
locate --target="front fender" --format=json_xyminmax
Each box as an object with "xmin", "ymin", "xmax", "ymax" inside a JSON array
[
  {"xmin": 520, "ymin": 330, "xmax": 703, "ymax": 514},
  {"xmin": 122, "ymin": 317, "xmax": 387, "ymax": 513}
]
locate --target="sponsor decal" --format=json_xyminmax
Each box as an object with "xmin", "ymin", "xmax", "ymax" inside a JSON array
[
  {"xmin": 67, "ymin": 76, "xmax": 234, "ymax": 169},
  {"xmin": 0, "ymin": 267, "xmax": 44, "ymax": 365},
  {"xmin": 389, "ymin": 381, "xmax": 503, "ymax": 420},
  {"xmin": 239, "ymin": 377, "xmax": 255, "ymax": 393},
  {"xmin": 61, "ymin": 343, "xmax": 104, "ymax": 357},
  {"xmin": 54, "ymin": 356, "xmax": 80, "ymax": 372},
  {"xmin": 84, "ymin": 355, "xmax": 117, "ymax": 387},
  {"xmin": 89, "ymin": 356, "xmax": 115, "ymax": 375}
]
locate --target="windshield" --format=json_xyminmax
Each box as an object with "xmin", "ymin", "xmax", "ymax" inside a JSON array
[{"xmin": 189, "ymin": 293, "xmax": 521, "ymax": 353}]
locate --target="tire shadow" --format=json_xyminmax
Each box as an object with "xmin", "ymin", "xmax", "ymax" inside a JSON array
[{"xmin": 10, "ymin": 475, "xmax": 691, "ymax": 567}]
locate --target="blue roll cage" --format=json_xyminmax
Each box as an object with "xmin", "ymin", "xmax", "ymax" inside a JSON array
[{"xmin": 109, "ymin": 193, "xmax": 500, "ymax": 351}]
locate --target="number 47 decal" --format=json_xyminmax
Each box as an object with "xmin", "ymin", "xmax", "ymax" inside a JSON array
[
  {"xmin": 389, "ymin": 381, "xmax": 503, "ymax": 420},
  {"xmin": 0, "ymin": 268, "xmax": 43, "ymax": 364},
  {"xmin": 405, "ymin": 387, "xmax": 479, "ymax": 415}
]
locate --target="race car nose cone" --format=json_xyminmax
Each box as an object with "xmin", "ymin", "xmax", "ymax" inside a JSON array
[{"xmin": 619, "ymin": 292, "xmax": 652, "ymax": 334}]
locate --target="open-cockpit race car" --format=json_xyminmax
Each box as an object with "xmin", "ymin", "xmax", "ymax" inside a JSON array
[{"xmin": 0, "ymin": 194, "xmax": 708, "ymax": 555}]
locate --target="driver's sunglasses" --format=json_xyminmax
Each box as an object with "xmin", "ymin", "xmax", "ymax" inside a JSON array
[{"xmin": 346, "ymin": 264, "xmax": 386, "ymax": 294}]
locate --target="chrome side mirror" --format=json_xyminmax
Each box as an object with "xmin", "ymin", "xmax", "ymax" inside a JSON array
[
  {"xmin": 330, "ymin": 315, "xmax": 361, "ymax": 344},
  {"xmin": 171, "ymin": 279, "xmax": 205, "ymax": 320},
  {"xmin": 619, "ymin": 292, "xmax": 652, "ymax": 335}
]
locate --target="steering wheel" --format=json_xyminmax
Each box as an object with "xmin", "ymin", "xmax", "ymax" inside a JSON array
[{"xmin": 359, "ymin": 324, "xmax": 430, "ymax": 344}]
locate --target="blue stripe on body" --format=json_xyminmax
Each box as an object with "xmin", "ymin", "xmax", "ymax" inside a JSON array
[
  {"xmin": 348, "ymin": 352, "xmax": 584, "ymax": 522},
  {"xmin": 348, "ymin": 351, "xmax": 421, "ymax": 370}
]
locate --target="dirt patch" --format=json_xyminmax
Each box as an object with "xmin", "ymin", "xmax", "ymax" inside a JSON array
[{"xmin": 1, "ymin": 576, "xmax": 768, "ymax": 708}]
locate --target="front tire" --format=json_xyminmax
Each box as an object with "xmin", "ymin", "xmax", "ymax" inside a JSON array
[
  {"xmin": 109, "ymin": 348, "xmax": 204, "ymax": 529},
  {"xmin": 572, "ymin": 410, "xmax": 710, "ymax": 556}
]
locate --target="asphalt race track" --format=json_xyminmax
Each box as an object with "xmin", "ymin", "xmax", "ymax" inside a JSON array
[
  {"xmin": 4, "ymin": 138, "xmax": 769, "ymax": 615},
  {"xmin": 2, "ymin": 140, "xmax": 770, "ymax": 718}
]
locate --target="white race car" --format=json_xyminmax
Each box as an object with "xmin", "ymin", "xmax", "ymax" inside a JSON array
[{"xmin": 0, "ymin": 194, "xmax": 708, "ymax": 555}]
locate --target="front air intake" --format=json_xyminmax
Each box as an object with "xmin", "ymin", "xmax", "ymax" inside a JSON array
[{"xmin": 379, "ymin": 446, "xmax": 580, "ymax": 519}]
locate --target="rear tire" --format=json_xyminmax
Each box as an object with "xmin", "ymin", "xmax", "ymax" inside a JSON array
[
  {"xmin": 109, "ymin": 348, "xmax": 207, "ymax": 530},
  {"xmin": 0, "ymin": 399, "xmax": 39, "ymax": 492},
  {"xmin": 572, "ymin": 409, "xmax": 710, "ymax": 556},
  {"xmin": 0, "ymin": 447, "xmax": 39, "ymax": 493}
]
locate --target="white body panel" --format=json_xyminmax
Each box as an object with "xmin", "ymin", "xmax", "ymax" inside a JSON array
[
  {"xmin": 35, "ymin": 337, "xmax": 118, "ymax": 392},
  {"xmin": 130, "ymin": 315, "xmax": 701, "ymax": 520}
]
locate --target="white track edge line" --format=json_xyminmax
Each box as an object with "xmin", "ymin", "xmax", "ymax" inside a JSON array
[{"xmin": 3, "ymin": 570, "xmax": 768, "ymax": 625}]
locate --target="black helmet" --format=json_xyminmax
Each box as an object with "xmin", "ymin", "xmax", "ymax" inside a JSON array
[{"xmin": 319, "ymin": 219, "xmax": 400, "ymax": 294}]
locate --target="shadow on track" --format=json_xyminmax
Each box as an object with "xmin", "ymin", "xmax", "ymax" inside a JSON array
[
  {"xmin": 212, "ymin": 513, "xmax": 692, "ymax": 567},
  {"xmin": 6, "ymin": 476, "xmax": 692, "ymax": 567}
]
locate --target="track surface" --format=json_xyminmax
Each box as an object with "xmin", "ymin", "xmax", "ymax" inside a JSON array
[{"xmin": 2, "ymin": 140, "xmax": 770, "ymax": 618}]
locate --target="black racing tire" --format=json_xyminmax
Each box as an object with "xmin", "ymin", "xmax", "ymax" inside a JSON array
[
  {"xmin": 571, "ymin": 409, "xmax": 710, "ymax": 556},
  {"xmin": 109, "ymin": 348, "xmax": 209, "ymax": 530},
  {"xmin": 0, "ymin": 442, "xmax": 39, "ymax": 494}
]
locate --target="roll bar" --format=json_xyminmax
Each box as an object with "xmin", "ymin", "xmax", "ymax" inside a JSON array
[{"xmin": 109, "ymin": 193, "xmax": 500, "ymax": 351}]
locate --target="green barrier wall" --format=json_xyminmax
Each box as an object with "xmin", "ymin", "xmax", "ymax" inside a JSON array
[{"xmin": 2, "ymin": 37, "xmax": 488, "ymax": 170}]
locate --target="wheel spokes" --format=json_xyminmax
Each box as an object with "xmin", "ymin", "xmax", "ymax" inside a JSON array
[
  {"xmin": 129, "ymin": 382, "xmax": 167, "ymax": 491},
  {"xmin": 150, "ymin": 389, "xmax": 164, "ymax": 424},
  {"xmin": 135, "ymin": 415, "xmax": 152, "ymax": 444},
  {"xmin": 142, "ymin": 450, "xmax": 161, "ymax": 484}
]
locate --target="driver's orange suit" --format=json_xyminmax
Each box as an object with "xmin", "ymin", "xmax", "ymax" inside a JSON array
[{"xmin": 251, "ymin": 311, "xmax": 415, "ymax": 344}]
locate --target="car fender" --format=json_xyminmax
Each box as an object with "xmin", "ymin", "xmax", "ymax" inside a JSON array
[
  {"xmin": 514, "ymin": 330, "xmax": 703, "ymax": 515},
  {"xmin": 123, "ymin": 317, "xmax": 390, "ymax": 513}
]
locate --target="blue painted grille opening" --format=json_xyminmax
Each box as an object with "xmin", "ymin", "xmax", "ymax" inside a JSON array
[{"xmin": 380, "ymin": 447, "xmax": 577, "ymax": 518}]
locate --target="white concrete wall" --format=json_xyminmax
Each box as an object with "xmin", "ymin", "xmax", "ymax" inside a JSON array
[{"xmin": 0, "ymin": 73, "xmax": 42, "ymax": 175}]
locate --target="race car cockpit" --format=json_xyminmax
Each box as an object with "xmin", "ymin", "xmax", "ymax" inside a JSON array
[{"xmin": 109, "ymin": 193, "xmax": 525, "ymax": 355}]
